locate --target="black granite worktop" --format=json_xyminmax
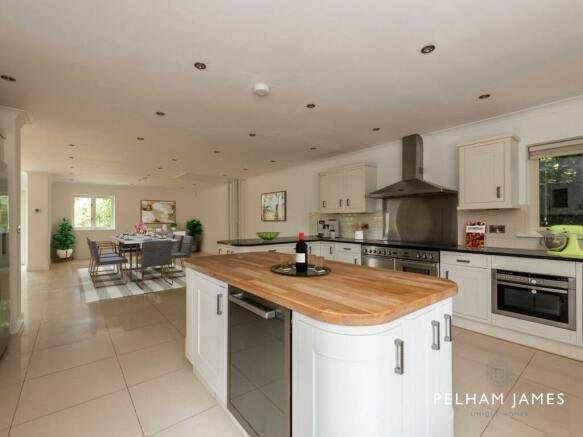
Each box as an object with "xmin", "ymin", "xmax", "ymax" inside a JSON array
[{"xmin": 217, "ymin": 236, "xmax": 583, "ymax": 262}]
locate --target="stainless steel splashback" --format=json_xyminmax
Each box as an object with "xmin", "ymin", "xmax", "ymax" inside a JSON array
[{"xmin": 383, "ymin": 195, "xmax": 457, "ymax": 245}]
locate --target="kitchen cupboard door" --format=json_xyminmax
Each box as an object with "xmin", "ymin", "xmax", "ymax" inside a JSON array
[
  {"xmin": 293, "ymin": 314, "xmax": 403, "ymax": 437},
  {"xmin": 193, "ymin": 274, "xmax": 228, "ymax": 405},
  {"xmin": 321, "ymin": 243, "xmax": 335, "ymax": 260},
  {"xmin": 334, "ymin": 251, "xmax": 361, "ymax": 265},
  {"xmin": 441, "ymin": 264, "xmax": 491, "ymax": 322},
  {"xmin": 458, "ymin": 136, "xmax": 519, "ymax": 209},
  {"xmin": 319, "ymin": 171, "xmax": 343, "ymax": 213},
  {"xmin": 344, "ymin": 166, "xmax": 365, "ymax": 211},
  {"xmin": 307, "ymin": 242, "xmax": 321, "ymax": 256},
  {"xmin": 427, "ymin": 300, "xmax": 454, "ymax": 437},
  {"xmin": 185, "ymin": 269, "xmax": 196, "ymax": 364}
]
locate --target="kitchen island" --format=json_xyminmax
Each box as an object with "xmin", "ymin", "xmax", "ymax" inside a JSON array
[{"xmin": 185, "ymin": 252, "xmax": 457, "ymax": 437}]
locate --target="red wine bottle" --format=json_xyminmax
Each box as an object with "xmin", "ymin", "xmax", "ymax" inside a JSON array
[{"xmin": 295, "ymin": 232, "xmax": 308, "ymax": 273}]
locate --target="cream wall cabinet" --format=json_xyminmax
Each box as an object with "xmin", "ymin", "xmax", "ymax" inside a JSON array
[
  {"xmin": 458, "ymin": 136, "xmax": 519, "ymax": 209},
  {"xmin": 319, "ymin": 164, "xmax": 377, "ymax": 213}
]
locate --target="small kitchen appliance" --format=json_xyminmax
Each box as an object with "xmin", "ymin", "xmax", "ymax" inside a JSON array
[
  {"xmin": 543, "ymin": 225, "xmax": 583, "ymax": 258},
  {"xmin": 317, "ymin": 219, "xmax": 340, "ymax": 238}
]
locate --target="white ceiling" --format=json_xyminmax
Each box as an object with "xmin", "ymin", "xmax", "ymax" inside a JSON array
[{"xmin": 2, "ymin": 0, "xmax": 583, "ymax": 189}]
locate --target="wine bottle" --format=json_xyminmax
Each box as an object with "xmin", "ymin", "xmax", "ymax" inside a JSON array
[{"xmin": 295, "ymin": 232, "xmax": 308, "ymax": 273}]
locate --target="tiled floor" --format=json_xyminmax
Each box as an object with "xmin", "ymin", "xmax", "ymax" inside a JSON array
[{"xmin": 0, "ymin": 260, "xmax": 581, "ymax": 436}]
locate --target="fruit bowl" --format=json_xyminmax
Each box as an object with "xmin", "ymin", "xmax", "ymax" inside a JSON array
[{"xmin": 257, "ymin": 232, "xmax": 280, "ymax": 241}]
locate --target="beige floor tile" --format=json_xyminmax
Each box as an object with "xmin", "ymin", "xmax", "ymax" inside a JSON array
[
  {"xmin": 27, "ymin": 335, "xmax": 115, "ymax": 379},
  {"xmin": 130, "ymin": 367, "xmax": 215, "ymax": 436},
  {"xmin": 152, "ymin": 405, "xmax": 243, "ymax": 437},
  {"xmin": 169, "ymin": 315, "xmax": 186, "ymax": 337},
  {"xmin": 105, "ymin": 304, "xmax": 166, "ymax": 333},
  {"xmin": 119, "ymin": 339, "xmax": 189, "ymax": 386},
  {"xmin": 100, "ymin": 295, "xmax": 157, "ymax": 318},
  {"xmin": 498, "ymin": 377, "xmax": 583, "ymax": 437},
  {"xmin": 10, "ymin": 390, "xmax": 142, "ymax": 437},
  {"xmin": 451, "ymin": 325, "xmax": 464, "ymax": 339},
  {"xmin": 0, "ymin": 382, "xmax": 22, "ymax": 429},
  {"xmin": 454, "ymin": 330, "xmax": 535, "ymax": 374},
  {"xmin": 35, "ymin": 316, "xmax": 108, "ymax": 350},
  {"xmin": 14, "ymin": 357, "xmax": 125, "ymax": 425},
  {"xmin": 522, "ymin": 351, "xmax": 583, "ymax": 399},
  {"xmin": 482, "ymin": 414, "xmax": 550, "ymax": 437},
  {"xmin": 111, "ymin": 321, "xmax": 182, "ymax": 355},
  {"xmin": 453, "ymin": 354, "xmax": 519, "ymax": 411},
  {"xmin": 0, "ymin": 345, "xmax": 30, "ymax": 389},
  {"xmin": 453, "ymin": 403, "xmax": 493, "ymax": 437}
]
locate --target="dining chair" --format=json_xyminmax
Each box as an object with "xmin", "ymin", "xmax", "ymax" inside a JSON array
[
  {"xmin": 171, "ymin": 235, "xmax": 193, "ymax": 273},
  {"xmin": 137, "ymin": 240, "xmax": 174, "ymax": 289},
  {"xmin": 87, "ymin": 238, "xmax": 127, "ymax": 287}
]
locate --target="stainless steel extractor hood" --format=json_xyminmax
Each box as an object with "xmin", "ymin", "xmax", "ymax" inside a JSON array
[{"xmin": 368, "ymin": 134, "xmax": 457, "ymax": 198}]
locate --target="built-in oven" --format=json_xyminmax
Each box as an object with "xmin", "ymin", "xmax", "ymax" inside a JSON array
[
  {"xmin": 492, "ymin": 270, "xmax": 576, "ymax": 330},
  {"xmin": 394, "ymin": 258, "xmax": 439, "ymax": 277},
  {"xmin": 228, "ymin": 288, "xmax": 291, "ymax": 437}
]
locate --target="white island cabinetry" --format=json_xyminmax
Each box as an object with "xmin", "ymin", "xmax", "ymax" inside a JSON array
[{"xmin": 293, "ymin": 299, "xmax": 453, "ymax": 437}]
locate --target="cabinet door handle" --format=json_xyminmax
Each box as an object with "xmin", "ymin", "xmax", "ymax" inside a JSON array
[
  {"xmin": 394, "ymin": 339, "xmax": 404, "ymax": 375},
  {"xmin": 456, "ymin": 259, "xmax": 470, "ymax": 264},
  {"xmin": 322, "ymin": 200, "xmax": 326, "ymax": 208},
  {"xmin": 444, "ymin": 314, "xmax": 452, "ymax": 342},
  {"xmin": 445, "ymin": 270, "xmax": 449, "ymax": 279},
  {"xmin": 329, "ymin": 246, "xmax": 332, "ymax": 255},
  {"xmin": 431, "ymin": 320, "xmax": 440, "ymax": 350},
  {"xmin": 339, "ymin": 199, "xmax": 342, "ymax": 207},
  {"xmin": 309, "ymin": 246, "xmax": 312, "ymax": 254},
  {"xmin": 216, "ymin": 294, "xmax": 223, "ymax": 315},
  {"xmin": 346, "ymin": 198, "xmax": 350, "ymax": 207},
  {"xmin": 354, "ymin": 258, "xmax": 357, "ymax": 264},
  {"xmin": 218, "ymin": 248, "xmax": 222, "ymax": 254},
  {"xmin": 496, "ymin": 186, "xmax": 501, "ymax": 199}
]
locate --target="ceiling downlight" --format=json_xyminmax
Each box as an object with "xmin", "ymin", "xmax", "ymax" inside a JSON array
[{"xmin": 420, "ymin": 44, "xmax": 436, "ymax": 54}]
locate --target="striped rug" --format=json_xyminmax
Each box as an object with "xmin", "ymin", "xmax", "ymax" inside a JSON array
[{"xmin": 77, "ymin": 267, "xmax": 186, "ymax": 303}]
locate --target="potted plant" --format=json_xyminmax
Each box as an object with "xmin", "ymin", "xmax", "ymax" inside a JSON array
[
  {"xmin": 186, "ymin": 219, "xmax": 203, "ymax": 252},
  {"xmin": 53, "ymin": 218, "xmax": 76, "ymax": 259}
]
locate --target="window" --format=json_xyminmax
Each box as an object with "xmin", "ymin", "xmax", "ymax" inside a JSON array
[
  {"xmin": 73, "ymin": 195, "xmax": 115, "ymax": 229},
  {"xmin": 529, "ymin": 137, "xmax": 583, "ymax": 227}
]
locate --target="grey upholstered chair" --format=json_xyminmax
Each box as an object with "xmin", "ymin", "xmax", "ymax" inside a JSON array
[
  {"xmin": 87, "ymin": 238, "xmax": 127, "ymax": 287},
  {"xmin": 137, "ymin": 240, "xmax": 174, "ymax": 288},
  {"xmin": 171, "ymin": 235, "xmax": 193, "ymax": 272}
]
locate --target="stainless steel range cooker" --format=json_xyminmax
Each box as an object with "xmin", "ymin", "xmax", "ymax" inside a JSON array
[{"xmin": 361, "ymin": 245, "xmax": 440, "ymax": 276}]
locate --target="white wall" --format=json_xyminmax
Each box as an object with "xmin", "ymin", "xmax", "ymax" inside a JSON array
[
  {"xmin": 197, "ymin": 183, "xmax": 229, "ymax": 254},
  {"xmin": 51, "ymin": 182, "xmax": 202, "ymax": 260},
  {"xmin": 238, "ymin": 95, "xmax": 583, "ymax": 240},
  {"xmin": 27, "ymin": 172, "xmax": 51, "ymax": 270}
]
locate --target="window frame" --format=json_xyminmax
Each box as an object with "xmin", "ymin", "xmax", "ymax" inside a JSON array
[
  {"xmin": 72, "ymin": 194, "xmax": 116, "ymax": 231},
  {"xmin": 528, "ymin": 142, "xmax": 583, "ymax": 231}
]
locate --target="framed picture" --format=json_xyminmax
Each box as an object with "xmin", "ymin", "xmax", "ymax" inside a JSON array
[
  {"xmin": 261, "ymin": 191, "xmax": 286, "ymax": 221},
  {"xmin": 140, "ymin": 200, "xmax": 176, "ymax": 224}
]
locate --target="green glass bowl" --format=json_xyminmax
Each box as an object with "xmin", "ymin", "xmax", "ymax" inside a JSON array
[{"xmin": 257, "ymin": 232, "xmax": 280, "ymax": 241}]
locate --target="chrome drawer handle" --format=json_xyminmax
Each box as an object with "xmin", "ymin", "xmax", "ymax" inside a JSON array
[
  {"xmin": 394, "ymin": 339, "xmax": 404, "ymax": 375},
  {"xmin": 444, "ymin": 314, "xmax": 452, "ymax": 342},
  {"xmin": 216, "ymin": 294, "xmax": 223, "ymax": 315},
  {"xmin": 432, "ymin": 320, "xmax": 440, "ymax": 350},
  {"xmin": 456, "ymin": 259, "xmax": 470, "ymax": 263}
]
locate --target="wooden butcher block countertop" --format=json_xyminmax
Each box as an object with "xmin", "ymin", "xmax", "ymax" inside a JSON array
[{"xmin": 185, "ymin": 252, "xmax": 457, "ymax": 326}]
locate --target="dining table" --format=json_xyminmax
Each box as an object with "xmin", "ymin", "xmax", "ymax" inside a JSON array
[{"xmin": 111, "ymin": 234, "xmax": 180, "ymax": 282}]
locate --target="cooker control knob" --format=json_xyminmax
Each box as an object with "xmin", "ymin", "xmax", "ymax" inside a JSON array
[
  {"xmin": 422, "ymin": 253, "xmax": 428, "ymax": 259},
  {"xmin": 416, "ymin": 253, "xmax": 421, "ymax": 259},
  {"xmin": 530, "ymin": 279, "xmax": 537, "ymax": 285}
]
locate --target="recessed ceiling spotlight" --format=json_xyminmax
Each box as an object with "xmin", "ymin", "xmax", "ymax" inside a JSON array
[
  {"xmin": 242, "ymin": 168, "xmax": 248, "ymax": 171},
  {"xmin": 478, "ymin": 93, "xmax": 491, "ymax": 100},
  {"xmin": 0, "ymin": 75, "xmax": 16, "ymax": 82},
  {"xmin": 157, "ymin": 167, "xmax": 163, "ymax": 170},
  {"xmin": 192, "ymin": 183, "xmax": 197, "ymax": 186},
  {"xmin": 68, "ymin": 156, "xmax": 74, "ymax": 159},
  {"xmin": 306, "ymin": 103, "xmax": 316, "ymax": 109},
  {"xmin": 69, "ymin": 166, "xmax": 74, "ymax": 169},
  {"xmin": 270, "ymin": 160, "xmax": 276, "ymax": 163},
  {"xmin": 249, "ymin": 133, "xmax": 256, "ymax": 137},
  {"xmin": 171, "ymin": 158, "xmax": 177, "ymax": 162},
  {"xmin": 253, "ymin": 83, "xmax": 271, "ymax": 96},
  {"xmin": 420, "ymin": 44, "xmax": 436, "ymax": 54},
  {"xmin": 194, "ymin": 62, "xmax": 207, "ymax": 70},
  {"xmin": 372, "ymin": 127, "xmax": 380, "ymax": 131},
  {"xmin": 155, "ymin": 111, "xmax": 165, "ymax": 116},
  {"xmin": 213, "ymin": 150, "xmax": 221, "ymax": 154},
  {"xmin": 136, "ymin": 137, "xmax": 144, "ymax": 141},
  {"xmin": 68, "ymin": 143, "xmax": 75, "ymax": 147},
  {"xmin": 310, "ymin": 146, "xmax": 318, "ymax": 150}
]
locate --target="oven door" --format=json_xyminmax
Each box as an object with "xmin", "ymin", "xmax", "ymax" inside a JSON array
[
  {"xmin": 362, "ymin": 255, "xmax": 395, "ymax": 270},
  {"xmin": 394, "ymin": 259, "xmax": 439, "ymax": 276},
  {"xmin": 493, "ymin": 280, "xmax": 576, "ymax": 330}
]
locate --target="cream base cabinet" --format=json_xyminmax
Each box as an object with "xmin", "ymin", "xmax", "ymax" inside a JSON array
[
  {"xmin": 186, "ymin": 269, "xmax": 228, "ymax": 405},
  {"xmin": 319, "ymin": 163, "xmax": 377, "ymax": 213},
  {"xmin": 293, "ymin": 299, "xmax": 454, "ymax": 437},
  {"xmin": 440, "ymin": 252, "xmax": 491, "ymax": 323},
  {"xmin": 458, "ymin": 135, "xmax": 519, "ymax": 209}
]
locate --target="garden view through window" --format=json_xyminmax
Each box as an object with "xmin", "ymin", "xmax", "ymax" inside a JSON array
[
  {"xmin": 539, "ymin": 153, "xmax": 583, "ymax": 226},
  {"xmin": 73, "ymin": 195, "xmax": 114, "ymax": 229}
]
